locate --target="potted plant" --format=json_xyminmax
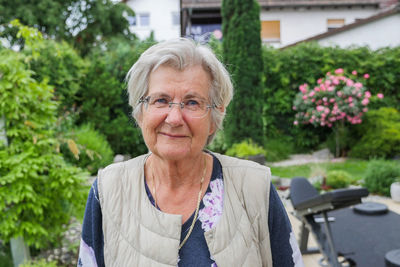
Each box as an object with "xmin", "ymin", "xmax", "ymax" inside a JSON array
[{"xmin": 390, "ymin": 178, "xmax": 400, "ymax": 202}]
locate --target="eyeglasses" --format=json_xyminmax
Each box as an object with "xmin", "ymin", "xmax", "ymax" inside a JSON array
[{"xmin": 139, "ymin": 94, "xmax": 216, "ymax": 118}]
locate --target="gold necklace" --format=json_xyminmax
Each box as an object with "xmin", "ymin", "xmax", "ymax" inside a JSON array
[{"xmin": 151, "ymin": 155, "xmax": 207, "ymax": 249}]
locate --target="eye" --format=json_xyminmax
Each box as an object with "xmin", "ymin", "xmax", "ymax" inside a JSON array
[
  {"xmin": 185, "ymin": 99, "xmax": 200, "ymax": 106},
  {"xmin": 151, "ymin": 97, "xmax": 169, "ymax": 106}
]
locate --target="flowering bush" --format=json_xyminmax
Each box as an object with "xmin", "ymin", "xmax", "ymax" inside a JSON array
[
  {"xmin": 293, "ymin": 68, "xmax": 383, "ymax": 128},
  {"xmin": 293, "ymin": 68, "xmax": 383, "ymax": 156}
]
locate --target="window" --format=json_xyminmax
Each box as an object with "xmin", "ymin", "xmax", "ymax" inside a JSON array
[
  {"xmin": 327, "ymin": 19, "xmax": 345, "ymax": 31},
  {"xmin": 261, "ymin": 20, "xmax": 280, "ymax": 42},
  {"xmin": 127, "ymin": 15, "xmax": 136, "ymax": 26},
  {"xmin": 172, "ymin": 12, "xmax": 180, "ymax": 26},
  {"xmin": 139, "ymin": 13, "xmax": 150, "ymax": 27}
]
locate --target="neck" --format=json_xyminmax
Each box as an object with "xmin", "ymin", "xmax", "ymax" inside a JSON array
[{"xmin": 147, "ymin": 152, "xmax": 208, "ymax": 189}]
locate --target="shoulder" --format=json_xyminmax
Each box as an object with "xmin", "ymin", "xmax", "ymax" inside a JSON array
[
  {"xmin": 211, "ymin": 152, "xmax": 271, "ymax": 186},
  {"xmin": 97, "ymin": 154, "xmax": 149, "ymax": 205},
  {"xmin": 98, "ymin": 154, "xmax": 149, "ymax": 184},
  {"xmin": 211, "ymin": 152, "xmax": 272, "ymax": 211}
]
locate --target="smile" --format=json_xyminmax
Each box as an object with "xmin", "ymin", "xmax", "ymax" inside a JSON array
[{"xmin": 159, "ymin": 132, "xmax": 187, "ymax": 138}]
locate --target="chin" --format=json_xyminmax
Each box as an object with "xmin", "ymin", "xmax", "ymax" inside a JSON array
[{"xmin": 155, "ymin": 147, "xmax": 197, "ymax": 161}]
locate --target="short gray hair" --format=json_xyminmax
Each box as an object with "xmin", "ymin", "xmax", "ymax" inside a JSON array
[{"xmin": 126, "ymin": 38, "xmax": 233, "ymax": 145}]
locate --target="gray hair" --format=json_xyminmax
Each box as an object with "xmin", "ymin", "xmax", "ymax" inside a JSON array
[{"xmin": 126, "ymin": 38, "xmax": 233, "ymax": 145}]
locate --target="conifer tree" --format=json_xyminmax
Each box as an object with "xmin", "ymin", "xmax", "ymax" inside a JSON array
[{"xmin": 222, "ymin": 0, "xmax": 264, "ymax": 146}]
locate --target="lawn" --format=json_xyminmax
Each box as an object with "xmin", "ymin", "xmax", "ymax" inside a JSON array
[{"xmin": 269, "ymin": 159, "xmax": 369, "ymax": 182}]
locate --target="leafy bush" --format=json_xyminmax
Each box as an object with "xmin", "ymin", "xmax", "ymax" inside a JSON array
[
  {"xmin": 264, "ymin": 136, "xmax": 294, "ymax": 162},
  {"xmin": 262, "ymin": 43, "xmax": 400, "ymax": 152},
  {"xmin": 207, "ymin": 131, "xmax": 229, "ymax": 154},
  {"xmin": 20, "ymin": 259, "xmax": 57, "ymax": 267},
  {"xmin": 326, "ymin": 170, "xmax": 351, "ymax": 189},
  {"xmin": 28, "ymin": 39, "xmax": 87, "ymax": 113},
  {"xmin": 0, "ymin": 24, "xmax": 88, "ymax": 249},
  {"xmin": 61, "ymin": 124, "xmax": 114, "ymax": 175},
  {"xmin": 76, "ymin": 37, "xmax": 154, "ymax": 156},
  {"xmin": 364, "ymin": 159, "xmax": 400, "ymax": 196},
  {"xmin": 226, "ymin": 139, "xmax": 266, "ymax": 158},
  {"xmin": 350, "ymin": 108, "xmax": 400, "ymax": 159}
]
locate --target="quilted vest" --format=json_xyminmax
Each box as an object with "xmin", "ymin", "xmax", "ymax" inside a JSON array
[{"xmin": 98, "ymin": 152, "xmax": 273, "ymax": 267}]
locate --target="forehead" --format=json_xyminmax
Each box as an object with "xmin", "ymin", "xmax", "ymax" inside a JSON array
[{"xmin": 148, "ymin": 65, "xmax": 211, "ymax": 98}]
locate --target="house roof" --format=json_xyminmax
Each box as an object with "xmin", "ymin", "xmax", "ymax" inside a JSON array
[
  {"xmin": 282, "ymin": 3, "xmax": 400, "ymax": 48},
  {"xmin": 181, "ymin": 0, "xmax": 388, "ymax": 9}
]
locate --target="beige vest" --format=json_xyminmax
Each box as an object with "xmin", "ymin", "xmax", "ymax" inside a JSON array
[{"xmin": 98, "ymin": 152, "xmax": 273, "ymax": 267}]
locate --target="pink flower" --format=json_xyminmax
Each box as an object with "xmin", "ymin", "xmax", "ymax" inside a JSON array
[
  {"xmin": 354, "ymin": 82, "xmax": 363, "ymax": 88},
  {"xmin": 349, "ymin": 103, "xmax": 354, "ymax": 107},
  {"xmin": 348, "ymin": 97, "xmax": 353, "ymax": 102},
  {"xmin": 316, "ymin": 105, "xmax": 324, "ymax": 112},
  {"xmin": 364, "ymin": 73, "xmax": 370, "ymax": 79},
  {"xmin": 363, "ymin": 108, "xmax": 368, "ymax": 112},
  {"xmin": 346, "ymin": 79, "xmax": 354, "ymax": 86},
  {"xmin": 352, "ymin": 70, "xmax": 357, "ymax": 75},
  {"xmin": 330, "ymin": 98, "xmax": 335, "ymax": 103},
  {"xmin": 317, "ymin": 78, "xmax": 323, "ymax": 84},
  {"xmin": 337, "ymin": 91, "xmax": 343, "ymax": 97},
  {"xmin": 309, "ymin": 91, "xmax": 315, "ymax": 97},
  {"xmin": 362, "ymin": 98, "xmax": 369, "ymax": 105},
  {"xmin": 293, "ymin": 120, "xmax": 298, "ymax": 125},
  {"xmin": 292, "ymin": 106, "xmax": 297, "ymax": 110},
  {"xmin": 335, "ymin": 68, "xmax": 344, "ymax": 74},
  {"xmin": 377, "ymin": 93, "xmax": 384, "ymax": 99},
  {"xmin": 302, "ymin": 95, "xmax": 308, "ymax": 100},
  {"xmin": 365, "ymin": 91, "xmax": 371, "ymax": 98}
]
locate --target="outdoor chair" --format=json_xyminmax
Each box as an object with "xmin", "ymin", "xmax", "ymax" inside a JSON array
[{"xmin": 289, "ymin": 177, "xmax": 400, "ymax": 267}]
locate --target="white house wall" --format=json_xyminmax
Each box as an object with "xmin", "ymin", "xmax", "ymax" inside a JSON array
[
  {"xmin": 127, "ymin": 0, "xmax": 180, "ymax": 41},
  {"xmin": 318, "ymin": 13, "xmax": 400, "ymax": 49},
  {"xmin": 260, "ymin": 7, "xmax": 378, "ymax": 48}
]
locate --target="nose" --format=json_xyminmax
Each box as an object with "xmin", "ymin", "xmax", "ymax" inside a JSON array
[{"xmin": 165, "ymin": 104, "xmax": 184, "ymax": 126}]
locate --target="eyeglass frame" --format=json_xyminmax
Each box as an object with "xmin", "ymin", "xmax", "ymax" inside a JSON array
[{"xmin": 138, "ymin": 95, "xmax": 217, "ymax": 118}]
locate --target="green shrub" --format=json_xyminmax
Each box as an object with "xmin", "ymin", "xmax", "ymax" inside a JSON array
[
  {"xmin": 261, "ymin": 43, "xmax": 400, "ymax": 152},
  {"xmin": 350, "ymin": 108, "xmax": 400, "ymax": 159},
  {"xmin": 207, "ymin": 131, "xmax": 229, "ymax": 154},
  {"xmin": 226, "ymin": 139, "xmax": 266, "ymax": 158},
  {"xmin": 76, "ymin": 37, "xmax": 153, "ymax": 157},
  {"xmin": 0, "ymin": 25, "xmax": 89, "ymax": 249},
  {"xmin": 326, "ymin": 170, "xmax": 351, "ymax": 189},
  {"xmin": 264, "ymin": 136, "xmax": 294, "ymax": 162},
  {"xmin": 62, "ymin": 124, "xmax": 114, "ymax": 175},
  {"xmin": 364, "ymin": 159, "xmax": 400, "ymax": 196},
  {"xmin": 20, "ymin": 259, "xmax": 57, "ymax": 267},
  {"xmin": 28, "ymin": 39, "xmax": 87, "ymax": 113}
]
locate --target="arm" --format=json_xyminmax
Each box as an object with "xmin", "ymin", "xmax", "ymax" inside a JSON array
[
  {"xmin": 268, "ymin": 183, "xmax": 304, "ymax": 267},
  {"xmin": 78, "ymin": 179, "xmax": 105, "ymax": 267}
]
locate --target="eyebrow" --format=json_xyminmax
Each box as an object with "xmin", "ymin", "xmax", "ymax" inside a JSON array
[
  {"xmin": 182, "ymin": 92, "xmax": 207, "ymax": 101},
  {"xmin": 150, "ymin": 92, "xmax": 207, "ymax": 101}
]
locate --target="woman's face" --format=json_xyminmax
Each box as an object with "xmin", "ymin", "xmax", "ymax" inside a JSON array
[{"xmin": 138, "ymin": 65, "xmax": 215, "ymax": 161}]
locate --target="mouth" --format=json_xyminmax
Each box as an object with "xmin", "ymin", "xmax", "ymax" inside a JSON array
[{"xmin": 159, "ymin": 132, "xmax": 187, "ymax": 138}]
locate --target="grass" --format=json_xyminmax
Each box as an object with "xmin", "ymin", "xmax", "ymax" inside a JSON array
[{"xmin": 270, "ymin": 159, "xmax": 369, "ymax": 182}]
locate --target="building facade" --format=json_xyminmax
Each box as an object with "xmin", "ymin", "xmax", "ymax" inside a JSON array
[{"xmin": 126, "ymin": 0, "xmax": 181, "ymax": 41}]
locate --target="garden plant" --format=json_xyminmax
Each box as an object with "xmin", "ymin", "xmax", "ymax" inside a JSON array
[{"xmin": 293, "ymin": 68, "xmax": 383, "ymax": 157}]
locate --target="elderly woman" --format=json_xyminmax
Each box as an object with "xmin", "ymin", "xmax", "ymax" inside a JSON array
[{"xmin": 78, "ymin": 38, "xmax": 303, "ymax": 267}]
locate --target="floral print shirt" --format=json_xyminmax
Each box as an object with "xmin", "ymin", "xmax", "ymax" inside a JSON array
[{"xmin": 78, "ymin": 154, "xmax": 303, "ymax": 267}]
